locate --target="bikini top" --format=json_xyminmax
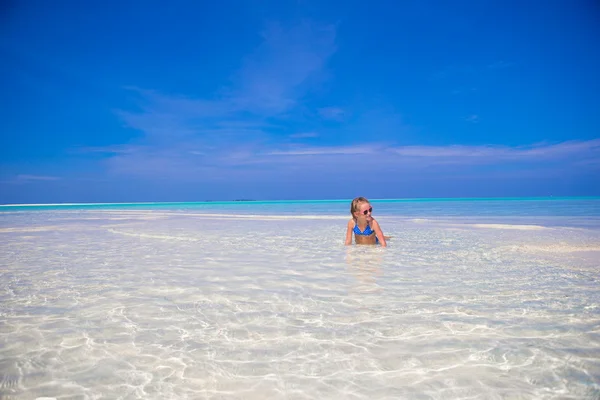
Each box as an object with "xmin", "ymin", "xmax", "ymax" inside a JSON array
[{"xmin": 353, "ymin": 223, "xmax": 374, "ymax": 236}]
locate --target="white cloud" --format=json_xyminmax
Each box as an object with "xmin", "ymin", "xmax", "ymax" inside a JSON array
[
  {"xmin": 16, "ymin": 174, "xmax": 60, "ymax": 181},
  {"xmin": 231, "ymin": 21, "xmax": 337, "ymax": 115},
  {"xmin": 73, "ymin": 145, "xmax": 136, "ymax": 155},
  {"xmin": 389, "ymin": 139, "xmax": 600, "ymax": 161},
  {"xmin": 265, "ymin": 145, "xmax": 377, "ymax": 156},
  {"xmin": 76, "ymin": 20, "xmax": 597, "ymax": 186},
  {"xmin": 290, "ymin": 132, "xmax": 319, "ymax": 138},
  {"xmin": 112, "ymin": 21, "xmax": 337, "ymax": 152},
  {"xmin": 99, "ymin": 139, "xmax": 600, "ymax": 182},
  {"xmin": 318, "ymin": 107, "xmax": 345, "ymax": 120},
  {"xmin": 97, "ymin": 20, "xmax": 342, "ymax": 181}
]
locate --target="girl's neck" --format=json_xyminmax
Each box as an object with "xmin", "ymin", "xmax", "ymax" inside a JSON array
[{"xmin": 356, "ymin": 217, "xmax": 369, "ymax": 227}]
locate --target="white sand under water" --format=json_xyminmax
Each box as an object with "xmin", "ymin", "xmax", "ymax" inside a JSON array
[{"xmin": 1, "ymin": 209, "xmax": 599, "ymax": 399}]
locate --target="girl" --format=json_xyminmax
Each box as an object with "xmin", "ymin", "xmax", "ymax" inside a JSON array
[{"xmin": 345, "ymin": 197, "xmax": 387, "ymax": 247}]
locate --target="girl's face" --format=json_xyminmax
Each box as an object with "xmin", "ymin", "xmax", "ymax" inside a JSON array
[{"xmin": 355, "ymin": 202, "xmax": 373, "ymax": 222}]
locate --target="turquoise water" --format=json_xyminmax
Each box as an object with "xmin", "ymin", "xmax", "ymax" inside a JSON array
[
  {"xmin": 2, "ymin": 196, "xmax": 600, "ymax": 216},
  {"xmin": 1, "ymin": 198, "xmax": 599, "ymax": 399}
]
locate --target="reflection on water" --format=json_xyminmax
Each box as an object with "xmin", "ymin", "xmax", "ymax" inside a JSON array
[
  {"xmin": 345, "ymin": 247, "xmax": 383, "ymax": 293},
  {"xmin": 1, "ymin": 210, "xmax": 599, "ymax": 399}
]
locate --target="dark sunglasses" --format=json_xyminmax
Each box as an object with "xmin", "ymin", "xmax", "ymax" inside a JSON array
[{"xmin": 362, "ymin": 207, "xmax": 373, "ymax": 215}]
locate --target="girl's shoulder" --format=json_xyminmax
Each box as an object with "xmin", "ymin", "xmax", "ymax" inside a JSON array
[{"xmin": 347, "ymin": 218, "xmax": 355, "ymax": 227}]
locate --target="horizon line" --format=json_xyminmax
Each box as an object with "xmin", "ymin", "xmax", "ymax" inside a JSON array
[{"xmin": 1, "ymin": 195, "xmax": 599, "ymax": 208}]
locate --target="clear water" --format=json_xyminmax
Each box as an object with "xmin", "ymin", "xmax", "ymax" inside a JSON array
[{"xmin": 1, "ymin": 198, "xmax": 599, "ymax": 399}]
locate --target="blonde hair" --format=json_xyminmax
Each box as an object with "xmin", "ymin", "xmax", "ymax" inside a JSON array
[{"xmin": 350, "ymin": 197, "xmax": 370, "ymax": 221}]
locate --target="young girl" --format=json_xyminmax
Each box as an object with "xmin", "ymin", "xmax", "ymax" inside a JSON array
[{"xmin": 345, "ymin": 197, "xmax": 387, "ymax": 247}]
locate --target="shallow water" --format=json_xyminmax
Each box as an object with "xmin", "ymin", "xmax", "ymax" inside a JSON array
[{"xmin": 1, "ymin": 206, "xmax": 599, "ymax": 399}]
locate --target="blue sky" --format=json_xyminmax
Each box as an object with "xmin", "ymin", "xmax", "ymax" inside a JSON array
[{"xmin": 1, "ymin": 0, "xmax": 599, "ymax": 203}]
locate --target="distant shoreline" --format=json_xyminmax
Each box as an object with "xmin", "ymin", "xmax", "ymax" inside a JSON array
[{"xmin": 1, "ymin": 196, "xmax": 599, "ymax": 208}]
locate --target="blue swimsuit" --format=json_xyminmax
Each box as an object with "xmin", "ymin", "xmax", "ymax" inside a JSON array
[{"xmin": 353, "ymin": 223, "xmax": 379, "ymax": 243}]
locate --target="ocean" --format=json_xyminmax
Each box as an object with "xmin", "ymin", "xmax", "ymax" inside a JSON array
[{"xmin": 1, "ymin": 197, "xmax": 599, "ymax": 399}]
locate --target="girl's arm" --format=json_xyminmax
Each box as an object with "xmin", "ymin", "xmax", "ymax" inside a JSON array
[
  {"xmin": 345, "ymin": 220, "xmax": 354, "ymax": 245},
  {"xmin": 372, "ymin": 219, "xmax": 387, "ymax": 247}
]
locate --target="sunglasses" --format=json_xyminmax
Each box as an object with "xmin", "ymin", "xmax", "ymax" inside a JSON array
[{"xmin": 362, "ymin": 207, "xmax": 373, "ymax": 215}]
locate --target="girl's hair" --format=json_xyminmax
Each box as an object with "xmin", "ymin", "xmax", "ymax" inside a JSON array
[{"xmin": 350, "ymin": 197, "xmax": 370, "ymax": 221}]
